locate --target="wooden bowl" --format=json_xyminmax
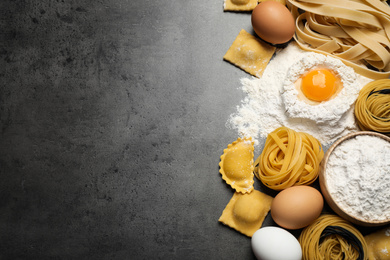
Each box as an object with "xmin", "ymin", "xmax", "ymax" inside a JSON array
[{"xmin": 319, "ymin": 131, "xmax": 390, "ymax": 227}]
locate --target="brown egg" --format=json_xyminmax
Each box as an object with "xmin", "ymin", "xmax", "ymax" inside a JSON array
[
  {"xmin": 271, "ymin": 186, "xmax": 323, "ymax": 229},
  {"xmin": 251, "ymin": 1, "xmax": 295, "ymax": 44}
]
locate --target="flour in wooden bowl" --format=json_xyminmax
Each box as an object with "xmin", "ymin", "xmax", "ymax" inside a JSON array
[{"xmin": 325, "ymin": 134, "xmax": 390, "ymax": 223}]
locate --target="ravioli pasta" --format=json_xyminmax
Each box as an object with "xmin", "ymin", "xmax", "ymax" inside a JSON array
[
  {"xmin": 299, "ymin": 214, "xmax": 368, "ymax": 260},
  {"xmin": 224, "ymin": 0, "xmax": 258, "ymax": 11},
  {"xmin": 218, "ymin": 190, "xmax": 273, "ymax": 237},
  {"xmin": 287, "ymin": 0, "xmax": 390, "ymax": 79},
  {"xmin": 219, "ymin": 137, "xmax": 255, "ymax": 193},
  {"xmin": 254, "ymin": 127, "xmax": 324, "ymax": 191},
  {"xmin": 223, "ymin": 29, "xmax": 276, "ymax": 78},
  {"xmin": 354, "ymin": 79, "xmax": 390, "ymax": 136}
]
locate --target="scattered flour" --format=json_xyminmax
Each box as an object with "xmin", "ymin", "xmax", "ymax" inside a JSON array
[
  {"xmin": 227, "ymin": 42, "xmax": 372, "ymax": 146},
  {"xmin": 325, "ymin": 135, "xmax": 390, "ymax": 222}
]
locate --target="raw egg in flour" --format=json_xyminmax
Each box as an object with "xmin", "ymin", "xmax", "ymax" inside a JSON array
[
  {"xmin": 283, "ymin": 51, "xmax": 361, "ymax": 129},
  {"xmin": 251, "ymin": 1, "xmax": 295, "ymax": 44}
]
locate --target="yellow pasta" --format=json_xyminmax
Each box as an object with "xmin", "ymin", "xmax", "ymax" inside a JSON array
[
  {"xmin": 299, "ymin": 214, "xmax": 368, "ymax": 260},
  {"xmin": 219, "ymin": 137, "xmax": 255, "ymax": 193},
  {"xmin": 354, "ymin": 79, "xmax": 390, "ymax": 136},
  {"xmin": 364, "ymin": 227, "xmax": 390, "ymax": 260},
  {"xmin": 254, "ymin": 126, "xmax": 324, "ymax": 190},
  {"xmin": 287, "ymin": 0, "xmax": 390, "ymax": 79},
  {"xmin": 218, "ymin": 190, "xmax": 273, "ymax": 237}
]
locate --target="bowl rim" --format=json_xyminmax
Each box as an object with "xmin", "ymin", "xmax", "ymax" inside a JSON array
[{"xmin": 319, "ymin": 131, "xmax": 390, "ymax": 226}]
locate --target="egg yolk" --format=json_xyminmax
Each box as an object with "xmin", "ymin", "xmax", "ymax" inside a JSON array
[{"xmin": 301, "ymin": 69, "xmax": 338, "ymax": 102}]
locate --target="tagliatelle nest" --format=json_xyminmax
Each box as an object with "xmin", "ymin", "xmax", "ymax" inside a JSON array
[
  {"xmin": 354, "ymin": 79, "xmax": 390, "ymax": 135},
  {"xmin": 287, "ymin": 0, "xmax": 390, "ymax": 79},
  {"xmin": 254, "ymin": 126, "xmax": 324, "ymax": 190}
]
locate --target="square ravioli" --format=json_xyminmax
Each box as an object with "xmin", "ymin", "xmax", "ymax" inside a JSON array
[
  {"xmin": 219, "ymin": 190, "xmax": 273, "ymax": 237},
  {"xmin": 259, "ymin": 0, "xmax": 286, "ymax": 5},
  {"xmin": 224, "ymin": 0, "xmax": 258, "ymax": 11},
  {"xmin": 223, "ymin": 29, "xmax": 276, "ymax": 78}
]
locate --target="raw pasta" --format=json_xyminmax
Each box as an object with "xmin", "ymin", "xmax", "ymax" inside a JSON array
[
  {"xmin": 223, "ymin": 29, "xmax": 276, "ymax": 78},
  {"xmin": 354, "ymin": 79, "xmax": 390, "ymax": 136},
  {"xmin": 219, "ymin": 137, "xmax": 255, "ymax": 193},
  {"xmin": 218, "ymin": 190, "xmax": 273, "ymax": 237},
  {"xmin": 299, "ymin": 214, "xmax": 368, "ymax": 260},
  {"xmin": 287, "ymin": 0, "xmax": 390, "ymax": 79},
  {"xmin": 254, "ymin": 126, "xmax": 324, "ymax": 190}
]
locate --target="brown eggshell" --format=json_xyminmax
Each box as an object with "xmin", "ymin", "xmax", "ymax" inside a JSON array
[
  {"xmin": 251, "ymin": 1, "xmax": 296, "ymax": 44},
  {"xmin": 271, "ymin": 186, "xmax": 323, "ymax": 229}
]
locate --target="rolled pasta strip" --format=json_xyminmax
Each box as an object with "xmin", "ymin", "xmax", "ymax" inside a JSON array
[{"xmin": 254, "ymin": 127, "xmax": 324, "ymax": 190}]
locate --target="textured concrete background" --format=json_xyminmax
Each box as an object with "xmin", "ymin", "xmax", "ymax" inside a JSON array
[
  {"xmin": 0, "ymin": 0, "xmax": 266, "ymax": 259},
  {"xmin": 1, "ymin": 0, "xmax": 385, "ymax": 259}
]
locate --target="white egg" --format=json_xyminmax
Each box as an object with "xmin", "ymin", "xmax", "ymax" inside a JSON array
[{"xmin": 251, "ymin": 227, "xmax": 302, "ymax": 260}]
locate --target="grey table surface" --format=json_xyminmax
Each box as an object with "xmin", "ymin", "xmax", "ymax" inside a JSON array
[
  {"xmin": 0, "ymin": 0, "xmax": 266, "ymax": 259},
  {"xmin": 2, "ymin": 1, "xmax": 382, "ymax": 259}
]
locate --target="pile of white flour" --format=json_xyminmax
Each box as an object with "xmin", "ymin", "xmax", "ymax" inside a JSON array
[
  {"xmin": 227, "ymin": 43, "xmax": 372, "ymax": 146},
  {"xmin": 326, "ymin": 135, "xmax": 390, "ymax": 222}
]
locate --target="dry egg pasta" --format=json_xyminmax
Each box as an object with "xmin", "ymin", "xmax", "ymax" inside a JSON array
[
  {"xmin": 218, "ymin": 190, "xmax": 273, "ymax": 237},
  {"xmin": 288, "ymin": 0, "xmax": 390, "ymax": 79},
  {"xmin": 299, "ymin": 214, "xmax": 368, "ymax": 260},
  {"xmin": 354, "ymin": 79, "xmax": 390, "ymax": 136},
  {"xmin": 223, "ymin": 29, "xmax": 276, "ymax": 78},
  {"xmin": 254, "ymin": 126, "xmax": 324, "ymax": 190},
  {"xmin": 219, "ymin": 137, "xmax": 255, "ymax": 193}
]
